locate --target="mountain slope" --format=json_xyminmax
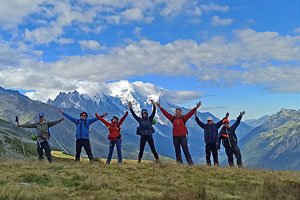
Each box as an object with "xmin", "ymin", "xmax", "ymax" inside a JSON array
[
  {"xmin": 244, "ymin": 115, "xmax": 270, "ymax": 128},
  {"xmin": 240, "ymin": 108, "xmax": 300, "ymax": 147},
  {"xmin": 0, "ymin": 119, "xmax": 36, "ymax": 159},
  {"xmin": 243, "ymin": 119, "xmax": 300, "ymax": 170},
  {"xmin": 0, "ymin": 87, "xmax": 115, "ymax": 159},
  {"xmin": 229, "ymin": 119, "xmax": 252, "ymax": 140}
]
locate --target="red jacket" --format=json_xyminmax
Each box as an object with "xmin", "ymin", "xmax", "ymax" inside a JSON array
[
  {"xmin": 95, "ymin": 111, "xmax": 128, "ymax": 141},
  {"xmin": 160, "ymin": 107, "xmax": 197, "ymax": 137}
]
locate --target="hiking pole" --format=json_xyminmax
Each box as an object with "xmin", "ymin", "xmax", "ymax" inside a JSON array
[{"xmin": 16, "ymin": 116, "xmax": 26, "ymax": 157}]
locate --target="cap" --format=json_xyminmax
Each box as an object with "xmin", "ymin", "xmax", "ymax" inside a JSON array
[
  {"xmin": 222, "ymin": 119, "xmax": 229, "ymax": 124},
  {"xmin": 141, "ymin": 109, "xmax": 148, "ymax": 113},
  {"xmin": 207, "ymin": 116, "xmax": 213, "ymax": 121},
  {"xmin": 112, "ymin": 116, "xmax": 119, "ymax": 121},
  {"xmin": 38, "ymin": 113, "xmax": 45, "ymax": 117},
  {"xmin": 80, "ymin": 112, "xmax": 88, "ymax": 117}
]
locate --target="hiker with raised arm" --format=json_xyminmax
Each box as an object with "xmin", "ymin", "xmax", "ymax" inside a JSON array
[
  {"xmin": 195, "ymin": 103, "xmax": 229, "ymax": 166},
  {"xmin": 95, "ymin": 111, "xmax": 128, "ymax": 164},
  {"xmin": 218, "ymin": 111, "xmax": 245, "ymax": 168},
  {"xmin": 129, "ymin": 100, "xmax": 159, "ymax": 163},
  {"xmin": 156, "ymin": 101, "xmax": 201, "ymax": 165},
  {"xmin": 18, "ymin": 113, "xmax": 64, "ymax": 162},
  {"xmin": 59, "ymin": 110, "xmax": 97, "ymax": 162}
]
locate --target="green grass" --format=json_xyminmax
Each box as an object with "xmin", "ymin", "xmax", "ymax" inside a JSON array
[
  {"xmin": 3, "ymin": 135, "xmax": 36, "ymax": 157},
  {"xmin": 0, "ymin": 160, "xmax": 299, "ymax": 200}
]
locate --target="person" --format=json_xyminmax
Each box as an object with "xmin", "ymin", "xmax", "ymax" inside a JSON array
[
  {"xmin": 156, "ymin": 101, "xmax": 201, "ymax": 165},
  {"xmin": 195, "ymin": 102, "xmax": 229, "ymax": 166},
  {"xmin": 129, "ymin": 100, "xmax": 159, "ymax": 163},
  {"xmin": 59, "ymin": 109, "xmax": 98, "ymax": 162},
  {"xmin": 18, "ymin": 113, "xmax": 64, "ymax": 162},
  {"xmin": 218, "ymin": 111, "xmax": 245, "ymax": 168},
  {"xmin": 95, "ymin": 111, "xmax": 128, "ymax": 164}
]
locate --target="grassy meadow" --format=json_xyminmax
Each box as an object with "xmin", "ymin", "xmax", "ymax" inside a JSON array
[{"xmin": 0, "ymin": 154, "xmax": 299, "ymax": 200}]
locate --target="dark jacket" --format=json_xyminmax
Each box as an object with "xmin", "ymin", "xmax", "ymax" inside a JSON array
[
  {"xmin": 218, "ymin": 115, "xmax": 242, "ymax": 148},
  {"xmin": 195, "ymin": 116, "xmax": 225, "ymax": 144},
  {"xmin": 130, "ymin": 105, "xmax": 156, "ymax": 136}
]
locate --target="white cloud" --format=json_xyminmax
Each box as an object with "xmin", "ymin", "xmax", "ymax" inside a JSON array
[
  {"xmin": 121, "ymin": 8, "xmax": 144, "ymax": 21},
  {"xmin": 25, "ymin": 0, "xmax": 97, "ymax": 44},
  {"xmin": 293, "ymin": 28, "xmax": 300, "ymax": 34},
  {"xmin": 1, "ymin": 29, "xmax": 299, "ymax": 101},
  {"xmin": 0, "ymin": 0, "xmax": 42, "ymax": 29},
  {"xmin": 134, "ymin": 27, "xmax": 142, "ymax": 37},
  {"xmin": 57, "ymin": 38, "xmax": 74, "ymax": 44},
  {"xmin": 1, "ymin": 0, "xmax": 232, "ymax": 44},
  {"xmin": 200, "ymin": 3, "xmax": 229, "ymax": 12},
  {"xmin": 211, "ymin": 16, "xmax": 233, "ymax": 26},
  {"xmin": 105, "ymin": 80, "xmax": 202, "ymax": 105},
  {"xmin": 78, "ymin": 40, "xmax": 105, "ymax": 51}
]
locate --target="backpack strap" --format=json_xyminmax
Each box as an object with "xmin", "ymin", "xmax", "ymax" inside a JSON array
[
  {"xmin": 76, "ymin": 119, "xmax": 89, "ymax": 130},
  {"xmin": 172, "ymin": 116, "xmax": 186, "ymax": 124},
  {"xmin": 108, "ymin": 123, "xmax": 121, "ymax": 133}
]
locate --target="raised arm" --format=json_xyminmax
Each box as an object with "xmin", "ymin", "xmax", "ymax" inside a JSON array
[
  {"xmin": 216, "ymin": 112, "xmax": 229, "ymax": 128},
  {"xmin": 59, "ymin": 110, "xmax": 78, "ymax": 124},
  {"xmin": 149, "ymin": 100, "xmax": 156, "ymax": 121},
  {"xmin": 184, "ymin": 101, "xmax": 201, "ymax": 122},
  {"xmin": 95, "ymin": 113, "xmax": 110, "ymax": 127},
  {"xmin": 118, "ymin": 111, "xmax": 129, "ymax": 126},
  {"xmin": 159, "ymin": 108, "xmax": 174, "ymax": 122},
  {"xmin": 184, "ymin": 108, "xmax": 197, "ymax": 122},
  {"xmin": 19, "ymin": 123, "xmax": 37, "ymax": 128},
  {"xmin": 231, "ymin": 112, "xmax": 245, "ymax": 131},
  {"xmin": 87, "ymin": 117, "xmax": 99, "ymax": 125},
  {"xmin": 128, "ymin": 101, "xmax": 141, "ymax": 122},
  {"xmin": 195, "ymin": 115, "xmax": 205, "ymax": 129},
  {"xmin": 48, "ymin": 118, "xmax": 64, "ymax": 127}
]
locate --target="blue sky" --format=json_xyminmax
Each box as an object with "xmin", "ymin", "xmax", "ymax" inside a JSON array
[{"xmin": 0, "ymin": 0, "xmax": 299, "ymax": 120}]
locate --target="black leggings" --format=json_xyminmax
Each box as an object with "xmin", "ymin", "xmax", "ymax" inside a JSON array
[
  {"xmin": 76, "ymin": 139, "xmax": 93, "ymax": 161},
  {"xmin": 138, "ymin": 135, "xmax": 159, "ymax": 162},
  {"xmin": 173, "ymin": 135, "xmax": 193, "ymax": 165}
]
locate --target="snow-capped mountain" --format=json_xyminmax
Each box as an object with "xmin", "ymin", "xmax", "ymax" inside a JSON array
[{"xmin": 47, "ymin": 80, "xmax": 251, "ymax": 163}]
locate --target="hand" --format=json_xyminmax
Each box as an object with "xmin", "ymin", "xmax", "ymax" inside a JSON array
[
  {"xmin": 240, "ymin": 111, "xmax": 245, "ymax": 116},
  {"xmin": 226, "ymin": 112, "xmax": 229, "ymax": 118},
  {"xmin": 194, "ymin": 112, "xmax": 197, "ymax": 117},
  {"xmin": 196, "ymin": 101, "xmax": 201, "ymax": 108},
  {"xmin": 128, "ymin": 101, "xmax": 132, "ymax": 108},
  {"xmin": 59, "ymin": 109, "xmax": 64, "ymax": 114},
  {"xmin": 60, "ymin": 117, "xmax": 65, "ymax": 122},
  {"xmin": 103, "ymin": 113, "xmax": 108, "ymax": 117},
  {"xmin": 156, "ymin": 102, "xmax": 161, "ymax": 108},
  {"xmin": 150, "ymin": 99, "xmax": 155, "ymax": 105}
]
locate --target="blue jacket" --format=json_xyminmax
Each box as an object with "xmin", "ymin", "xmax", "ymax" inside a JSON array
[
  {"xmin": 195, "ymin": 116, "xmax": 225, "ymax": 144},
  {"xmin": 63, "ymin": 112, "xmax": 98, "ymax": 139}
]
